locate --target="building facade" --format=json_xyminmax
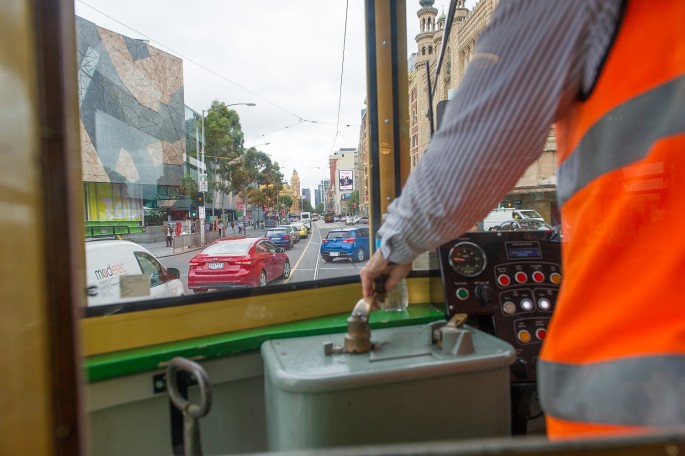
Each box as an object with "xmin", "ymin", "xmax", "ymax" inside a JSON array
[
  {"xmin": 76, "ymin": 16, "xmax": 188, "ymax": 231},
  {"xmin": 328, "ymin": 148, "xmax": 358, "ymax": 215},
  {"xmin": 407, "ymin": 0, "xmax": 559, "ymax": 224}
]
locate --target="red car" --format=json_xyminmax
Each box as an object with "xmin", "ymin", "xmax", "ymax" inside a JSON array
[{"xmin": 188, "ymin": 237, "xmax": 290, "ymax": 293}]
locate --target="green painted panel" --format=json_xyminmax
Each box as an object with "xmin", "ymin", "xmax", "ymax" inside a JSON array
[{"xmin": 85, "ymin": 304, "xmax": 445, "ymax": 382}]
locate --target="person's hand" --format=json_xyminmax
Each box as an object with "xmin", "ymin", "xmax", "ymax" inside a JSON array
[{"xmin": 359, "ymin": 250, "xmax": 412, "ymax": 298}]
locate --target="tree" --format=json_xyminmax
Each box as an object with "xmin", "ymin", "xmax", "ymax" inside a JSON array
[
  {"xmin": 301, "ymin": 199, "xmax": 314, "ymax": 212},
  {"xmin": 343, "ymin": 190, "xmax": 360, "ymax": 214},
  {"xmin": 203, "ymin": 100, "xmax": 245, "ymax": 200},
  {"xmin": 314, "ymin": 203, "xmax": 324, "ymax": 213}
]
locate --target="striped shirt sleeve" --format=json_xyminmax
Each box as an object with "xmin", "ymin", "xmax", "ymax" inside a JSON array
[{"xmin": 379, "ymin": 0, "xmax": 624, "ymax": 264}]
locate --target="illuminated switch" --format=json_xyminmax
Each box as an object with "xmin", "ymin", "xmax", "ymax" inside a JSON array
[
  {"xmin": 517, "ymin": 330, "xmax": 532, "ymax": 343},
  {"xmin": 502, "ymin": 301, "xmax": 517, "ymax": 315},
  {"xmin": 532, "ymin": 271, "xmax": 545, "ymax": 283},
  {"xmin": 550, "ymin": 272, "xmax": 562, "ymax": 285},
  {"xmin": 455, "ymin": 288, "xmax": 469, "ymax": 300},
  {"xmin": 497, "ymin": 274, "xmax": 511, "ymax": 287},
  {"xmin": 515, "ymin": 272, "xmax": 527, "ymax": 283},
  {"xmin": 536, "ymin": 328, "xmax": 547, "ymax": 340},
  {"xmin": 520, "ymin": 299, "xmax": 534, "ymax": 311},
  {"xmin": 538, "ymin": 298, "xmax": 552, "ymax": 311}
]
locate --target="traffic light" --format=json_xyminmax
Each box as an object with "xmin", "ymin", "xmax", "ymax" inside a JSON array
[{"xmin": 196, "ymin": 192, "xmax": 205, "ymax": 206}]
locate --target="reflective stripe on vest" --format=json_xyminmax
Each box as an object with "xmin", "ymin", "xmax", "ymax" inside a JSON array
[
  {"xmin": 539, "ymin": 356, "xmax": 685, "ymax": 426},
  {"xmin": 557, "ymin": 74, "xmax": 685, "ymax": 206}
]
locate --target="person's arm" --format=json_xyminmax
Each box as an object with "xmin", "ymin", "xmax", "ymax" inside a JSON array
[
  {"xmin": 362, "ymin": 0, "xmax": 622, "ymax": 295},
  {"xmin": 381, "ymin": 0, "xmax": 622, "ymax": 263}
]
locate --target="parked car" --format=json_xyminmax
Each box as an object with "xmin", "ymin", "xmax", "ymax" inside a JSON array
[
  {"xmin": 85, "ymin": 239, "xmax": 184, "ymax": 306},
  {"xmin": 188, "ymin": 237, "xmax": 290, "ymax": 292},
  {"xmin": 320, "ymin": 227, "xmax": 370, "ymax": 263},
  {"xmin": 265, "ymin": 228, "xmax": 293, "ymax": 249},
  {"xmin": 277, "ymin": 224, "xmax": 299, "ymax": 243},
  {"xmin": 357, "ymin": 216, "xmax": 369, "ymax": 225},
  {"xmin": 482, "ymin": 207, "xmax": 545, "ymax": 230}
]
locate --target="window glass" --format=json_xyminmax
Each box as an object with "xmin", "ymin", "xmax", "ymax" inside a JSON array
[
  {"xmin": 74, "ymin": 0, "xmax": 560, "ymax": 309},
  {"xmin": 134, "ymin": 252, "xmax": 164, "ymax": 287}
]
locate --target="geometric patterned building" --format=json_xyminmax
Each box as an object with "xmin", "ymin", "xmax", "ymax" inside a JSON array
[{"xmin": 76, "ymin": 16, "xmax": 186, "ymax": 228}]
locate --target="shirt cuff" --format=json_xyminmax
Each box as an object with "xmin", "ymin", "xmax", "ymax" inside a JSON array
[{"xmin": 379, "ymin": 234, "xmax": 419, "ymax": 265}]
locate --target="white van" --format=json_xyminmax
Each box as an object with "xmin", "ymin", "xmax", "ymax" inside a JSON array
[
  {"xmin": 300, "ymin": 211, "xmax": 312, "ymax": 230},
  {"xmin": 85, "ymin": 239, "xmax": 185, "ymax": 306},
  {"xmin": 482, "ymin": 208, "xmax": 545, "ymax": 230}
]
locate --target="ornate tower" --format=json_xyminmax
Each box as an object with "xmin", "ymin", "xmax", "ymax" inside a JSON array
[{"xmin": 290, "ymin": 169, "xmax": 301, "ymax": 214}]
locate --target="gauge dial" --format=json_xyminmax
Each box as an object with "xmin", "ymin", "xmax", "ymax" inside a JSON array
[{"xmin": 448, "ymin": 242, "xmax": 487, "ymax": 277}]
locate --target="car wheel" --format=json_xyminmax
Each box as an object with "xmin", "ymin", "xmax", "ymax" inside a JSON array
[
  {"xmin": 355, "ymin": 248, "xmax": 366, "ymax": 262},
  {"xmin": 322, "ymin": 255, "xmax": 333, "ymax": 263},
  {"xmin": 282, "ymin": 260, "xmax": 291, "ymax": 278},
  {"xmin": 258, "ymin": 270, "xmax": 267, "ymax": 287}
]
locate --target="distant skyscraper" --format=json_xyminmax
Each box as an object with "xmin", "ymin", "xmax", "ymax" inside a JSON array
[{"xmin": 301, "ymin": 188, "xmax": 311, "ymax": 204}]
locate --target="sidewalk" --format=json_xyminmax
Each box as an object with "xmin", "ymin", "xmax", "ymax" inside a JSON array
[
  {"xmin": 140, "ymin": 240, "xmax": 198, "ymax": 259},
  {"xmin": 141, "ymin": 228, "xmax": 268, "ymax": 259}
]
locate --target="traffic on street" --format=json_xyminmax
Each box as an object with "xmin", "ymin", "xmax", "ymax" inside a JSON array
[{"xmin": 159, "ymin": 219, "xmax": 369, "ymax": 294}]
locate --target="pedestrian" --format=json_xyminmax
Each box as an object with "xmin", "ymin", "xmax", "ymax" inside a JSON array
[
  {"xmin": 164, "ymin": 224, "xmax": 173, "ymax": 247},
  {"xmin": 361, "ymin": 0, "xmax": 685, "ymax": 440},
  {"xmin": 219, "ymin": 223, "xmax": 223, "ymax": 238},
  {"xmin": 237, "ymin": 220, "xmax": 242, "ymax": 235},
  {"xmin": 230, "ymin": 220, "xmax": 236, "ymax": 236}
]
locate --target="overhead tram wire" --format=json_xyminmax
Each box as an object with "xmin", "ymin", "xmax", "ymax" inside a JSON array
[
  {"xmin": 330, "ymin": 0, "xmax": 349, "ymax": 154},
  {"xmin": 77, "ymin": 0, "xmax": 360, "ymax": 146},
  {"xmin": 77, "ymin": 0, "xmax": 311, "ymax": 123}
]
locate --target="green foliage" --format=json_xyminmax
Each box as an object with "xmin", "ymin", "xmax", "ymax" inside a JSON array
[
  {"xmin": 179, "ymin": 173, "xmax": 198, "ymax": 197},
  {"xmin": 314, "ymin": 203, "xmax": 324, "ymax": 213},
  {"xmin": 144, "ymin": 210, "xmax": 165, "ymax": 226},
  {"xmin": 301, "ymin": 199, "xmax": 314, "ymax": 212},
  {"xmin": 343, "ymin": 190, "xmax": 360, "ymax": 213}
]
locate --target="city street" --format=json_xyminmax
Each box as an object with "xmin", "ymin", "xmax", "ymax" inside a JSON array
[{"xmin": 159, "ymin": 220, "xmax": 369, "ymax": 294}]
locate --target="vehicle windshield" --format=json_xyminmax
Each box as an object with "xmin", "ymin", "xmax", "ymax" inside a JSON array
[
  {"xmin": 520, "ymin": 210, "xmax": 543, "ymax": 219},
  {"xmin": 267, "ymin": 230, "xmax": 287, "ymax": 236},
  {"xmin": 326, "ymin": 231, "xmax": 353, "ymax": 240},
  {"xmin": 201, "ymin": 240, "xmax": 253, "ymax": 255}
]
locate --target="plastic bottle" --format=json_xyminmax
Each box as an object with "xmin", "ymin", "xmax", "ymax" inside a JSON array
[
  {"xmin": 376, "ymin": 214, "xmax": 409, "ymax": 312},
  {"xmin": 381, "ymin": 277, "xmax": 409, "ymax": 311}
]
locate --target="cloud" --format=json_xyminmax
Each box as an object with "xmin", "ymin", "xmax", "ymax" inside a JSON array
[{"xmin": 74, "ymin": 0, "xmax": 472, "ymax": 192}]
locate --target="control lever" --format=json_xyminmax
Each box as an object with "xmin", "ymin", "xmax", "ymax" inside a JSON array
[
  {"xmin": 323, "ymin": 277, "xmax": 389, "ymax": 356},
  {"xmin": 431, "ymin": 313, "xmax": 475, "ymax": 356}
]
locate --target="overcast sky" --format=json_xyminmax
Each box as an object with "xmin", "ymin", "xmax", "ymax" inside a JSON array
[{"xmin": 73, "ymin": 0, "xmax": 464, "ymax": 195}]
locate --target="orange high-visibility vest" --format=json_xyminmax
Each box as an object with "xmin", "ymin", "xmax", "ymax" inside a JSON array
[{"xmin": 540, "ymin": 0, "xmax": 685, "ymax": 439}]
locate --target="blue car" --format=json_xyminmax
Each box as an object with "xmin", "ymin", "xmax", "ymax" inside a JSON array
[
  {"xmin": 320, "ymin": 228, "xmax": 370, "ymax": 262},
  {"xmin": 266, "ymin": 228, "xmax": 293, "ymax": 250}
]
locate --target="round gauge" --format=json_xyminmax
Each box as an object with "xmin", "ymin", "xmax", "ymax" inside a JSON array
[{"xmin": 448, "ymin": 241, "xmax": 487, "ymax": 277}]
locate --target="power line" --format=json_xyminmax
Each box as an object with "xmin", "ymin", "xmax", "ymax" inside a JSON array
[
  {"xmin": 77, "ymin": 0, "xmax": 308, "ymax": 122},
  {"xmin": 331, "ymin": 0, "xmax": 350, "ymax": 154}
]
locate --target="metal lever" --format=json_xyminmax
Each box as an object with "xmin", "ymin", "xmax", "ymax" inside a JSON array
[{"xmin": 166, "ymin": 357, "xmax": 212, "ymax": 456}]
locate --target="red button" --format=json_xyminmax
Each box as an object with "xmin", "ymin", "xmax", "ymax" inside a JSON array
[
  {"xmin": 532, "ymin": 271, "xmax": 544, "ymax": 283},
  {"xmin": 498, "ymin": 274, "xmax": 511, "ymax": 286},
  {"xmin": 536, "ymin": 328, "xmax": 547, "ymax": 340},
  {"xmin": 515, "ymin": 272, "xmax": 527, "ymax": 283}
]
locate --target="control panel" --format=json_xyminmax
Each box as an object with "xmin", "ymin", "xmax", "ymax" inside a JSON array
[{"xmin": 437, "ymin": 231, "xmax": 562, "ymax": 383}]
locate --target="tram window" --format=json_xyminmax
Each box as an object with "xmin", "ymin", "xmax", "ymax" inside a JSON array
[{"xmin": 75, "ymin": 1, "xmax": 390, "ymax": 312}]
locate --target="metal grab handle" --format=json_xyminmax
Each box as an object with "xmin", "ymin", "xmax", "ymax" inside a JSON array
[{"xmin": 166, "ymin": 357, "xmax": 212, "ymax": 456}]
